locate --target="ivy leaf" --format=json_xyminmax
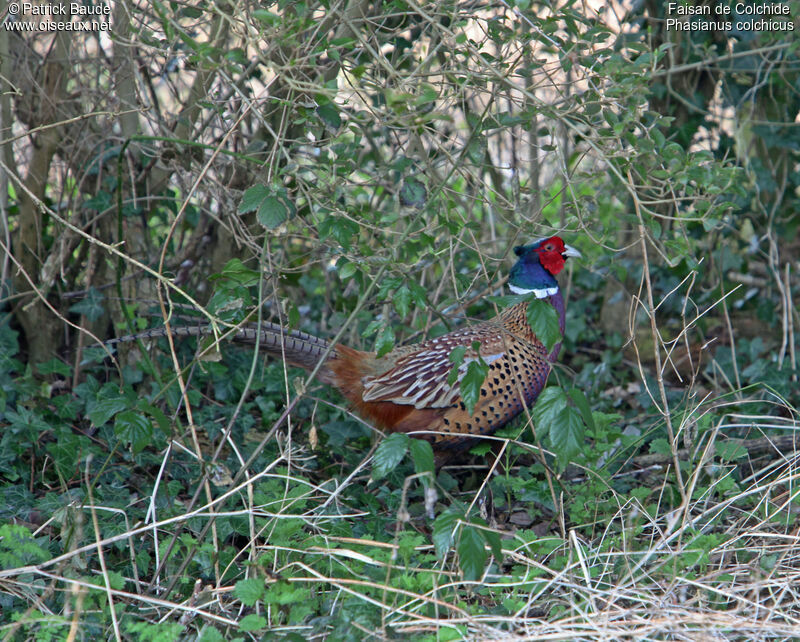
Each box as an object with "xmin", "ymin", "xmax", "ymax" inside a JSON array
[
  {"xmin": 36, "ymin": 359, "xmax": 72, "ymax": 377},
  {"xmin": 526, "ymin": 298, "xmax": 562, "ymax": 353},
  {"xmin": 114, "ymin": 410, "xmax": 152, "ymax": 454},
  {"xmin": 460, "ymin": 360, "xmax": 489, "ymax": 417},
  {"xmin": 83, "ymin": 190, "xmax": 112, "ymax": 212},
  {"xmin": 5, "ymin": 407, "xmax": 49, "ymax": 435},
  {"xmin": 88, "ymin": 397, "xmax": 129, "ymax": 427},
  {"xmin": 550, "ymin": 406, "xmax": 584, "ymax": 468},
  {"xmin": 68, "ymin": 287, "xmax": 105, "ymax": 322},
  {"xmin": 137, "ymin": 401, "xmax": 169, "ymax": 437},
  {"xmin": 372, "ymin": 433, "xmax": 409, "ymax": 480},
  {"xmin": 320, "ymin": 420, "xmax": 370, "ymax": 447},
  {"xmin": 377, "ymin": 276, "xmax": 403, "ymax": 300},
  {"xmin": 457, "ymin": 525, "xmax": 486, "ymax": 581},
  {"xmin": 46, "ymin": 431, "xmax": 80, "ymax": 479}
]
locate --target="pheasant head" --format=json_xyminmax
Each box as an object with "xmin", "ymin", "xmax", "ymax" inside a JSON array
[{"xmin": 508, "ymin": 236, "xmax": 581, "ymax": 297}]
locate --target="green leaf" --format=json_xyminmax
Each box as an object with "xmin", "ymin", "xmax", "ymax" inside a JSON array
[
  {"xmin": 256, "ymin": 195, "xmax": 291, "ymax": 229},
  {"xmin": 457, "ymin": 525, "xmax": 486, "ymax": 581},
  {"xmin": 361, "ymin": 318, "xmax": 383, "ymax": 338},
  {"xmin": 234, "ymin": 578, "xmax": 264, "ymax": 606},
  {"xmin": 317, "ymin": 102, "xmax": 341, "ymax": 129},
  {"xmin": 239, "ymin": 614, "xmax": 267, "ymax": 632},
  {"xmin": 414, "ymin": 84, "xmax": 439, "ymax": 106},
  {"xmin": 374, "ymin": 324, "xmax": 395, "ymax": 358},
  {"xmin": 460, "ymin": 360, "xmax": 489, "ymax": 417},
  {"xmin": 198, "ymin": 626, "xmax": 225, "ymax": 642},
  {"xmin": 252, "ymin": 9, "xmax": 280, "ymax": 25},
  {"xmin": 432, "ymin": 509, "xmax": 461, "ymax": 558},
  {"xmin": 68, "ymin": 287, "xmax": 106, "ymax": 322},
  {"xmin": 409, "ymin": 282, "xmax": 428, "ymax": 308},
  {"xmin": 526, "ymin": 299, "xmax": 561, "ymax": 353},
  {"xmin": 447, "ymin": 345, "xmax": 468, "ymax": 385},
  {"xmin": 36, "ymin": 359, "xmax": 72, "ymax": 377},
  {"xmin": 482, "ymin": 525, "xmax": 503, "ymax": 563},
  {"xmin": 238, "ymin": 185, "xmax": 295, "ymax": 229},
  {"xmin": 4, "ymin": 408, "xmax": 46, "ymax": 439},
  {"xmin": 265, "ymin": 581, "xmax": 308, "ymax": 605},
  {"xmin": 46, "ymin": 432, "xmax": 81, "ymax": 479},
  {"xmin": 138, "ymin": 401, "xmax": 169, "ymax": 436},
  {"xmin": 114, "ymin": 410, "xmax": 153, "ymax": 454},
  {"xmin": 88, "ymin": 397, "xmax": 129, "ymax": 427},
  {"xmin": 287, "ymin": 303, "xmax": 300, "ymax": 328},
  {"xmin": 649, "ymin": 438, "xmax": 671, "ymax": 456},
  {"xmin": 568, "ymin": 388, "xmax": 595, "ymax": 432},
  {"xmin": 591, "ymin": 410, "xmax": 622, "ymax": 438},
  {"xmin": 83, "ymin": 190, "xmax": 112, "ymax": 212},
  {"xmin": 337, "ymin": 258, "xmax": 357, "ymax": 281},
  {"xmin": 318, "ymin": 215, "xmax": 359, "ymax": 249},
  {"xmin": 400, "ymin": 177, "xmax": 427, "ymax": 208},
  {"xmin": 238, "ymin": 185, "xmax": 270, "ymax": 214},
  {"xmin": 550, "ymin": 406, "xmax": 584, "ymax": 467},
  {"xmin": 532, "ymin": 386, "xmax": 568, "ymax": 439},
  {"xmin": 466, "ymin": 135, "xmax": 486, "ymax": 164},
  {"xmin": 393, "ymin": 285, "xmax": 412, "ymax": 318},
  {"xmin": 372, "ymin": 433, "xmax": 409, "ymax": 480},
  {"xmin": 716, "ymin": 441, "xmax": 748, "ymax": 461},
  {"xmin": 0, "ymin": 524, "xmax": 51, "ymax": 567},
  {"xmin": 218, "ymin": 258, "xmax": 260, "ymax": 287},
  {"xmin": 408, "ymin": 438, "xmax": 434, "ymax": 478},
  {"xmin": 320, "ymin": 420, "xmax": 370, "ymax": 447}
]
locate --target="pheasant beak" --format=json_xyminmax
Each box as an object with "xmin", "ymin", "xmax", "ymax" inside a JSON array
[{"xmin": 562, "ymin": 244, "xmax": 581, "ymax": 259}]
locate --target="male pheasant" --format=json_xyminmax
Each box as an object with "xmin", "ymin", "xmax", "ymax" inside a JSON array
[{"xmin": 107, "ymin": 236, "xmax": 579, "ymax": 451}]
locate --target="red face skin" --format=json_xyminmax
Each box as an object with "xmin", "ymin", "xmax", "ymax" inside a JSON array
[{"xmin": 535, "ymin": 236, "xmax": 568, "ymax": 275}]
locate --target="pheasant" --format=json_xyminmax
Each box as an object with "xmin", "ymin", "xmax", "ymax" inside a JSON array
[{"xmin": 106, "ymin": 236, "xmax": 579, "ymax": 451}]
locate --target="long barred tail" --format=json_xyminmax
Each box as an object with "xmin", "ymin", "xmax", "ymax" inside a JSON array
[{"xmin": 105, "ymin": 320, "xmax": 340, "ymax": 383}]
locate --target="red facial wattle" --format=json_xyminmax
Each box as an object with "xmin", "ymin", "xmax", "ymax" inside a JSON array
[{"xmin": 537, "ymin": 237, "xmax": 567, "ymax": 275}]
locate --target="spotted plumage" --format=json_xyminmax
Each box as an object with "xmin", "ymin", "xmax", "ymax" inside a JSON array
[{"xmin": 104, "ymin": 236, "xmax": 580, "ymax": 453}]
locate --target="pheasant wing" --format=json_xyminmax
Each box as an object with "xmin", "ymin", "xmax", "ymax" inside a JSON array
[{"xmin": 361, "ymin": 325, "xmax": 506, "ymax": 409}]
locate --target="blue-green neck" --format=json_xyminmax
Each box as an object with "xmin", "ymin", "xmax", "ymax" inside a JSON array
[{"xmin": 508, "ymin": 249, "xmax": 559, "ymax": 298}]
